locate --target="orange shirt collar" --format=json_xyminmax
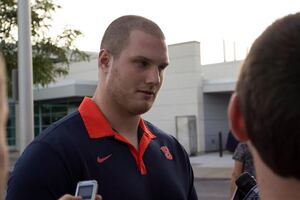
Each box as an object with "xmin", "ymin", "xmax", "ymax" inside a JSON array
[{"xmin": 78, "ymin": 97, "xmax": 156, "ymax": 139}]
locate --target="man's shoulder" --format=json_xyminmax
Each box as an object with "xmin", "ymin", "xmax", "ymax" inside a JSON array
[
  {"xmin": 143, "ymin": 120, "xmax": 181, "ymax": 147},
  {"xmin": 6, "ymin": 111, "xmax": 83, "ymax": 200},
  {"xmin": 11, "ymin": 111, "xmax": 87, "ymax": 176},
  {"xmin": 37, "ymin": 111, "xmax": 84, "ymax": 139},
  {"xmin": 144, "ymin": 121, "xmax": 173, "ymax": 138},
  {"xmin": 144, "ymin": 121, "xmax": 191, "ymax": 164}
]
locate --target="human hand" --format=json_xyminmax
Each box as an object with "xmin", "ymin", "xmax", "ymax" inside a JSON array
[
  {"xmin": 58, "ymin": 194, "xmax": 102, "ymax": 200},
  {"xmin": 58, "ymin": 194, "xmax": 81, "ymax": 200}
]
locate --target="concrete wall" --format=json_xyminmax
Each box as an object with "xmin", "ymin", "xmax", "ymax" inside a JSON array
[
  {"xmin": 33, "ymin": 52, "xmax": 99, "ymax": 101},
  {"xmin": 55, "ymin": 52, "xmax": 99, "ymax": 82},
  {"xmin": 143, "ymin": 41, "xmax": 205, "ymax": 152},
  {"xmin": 199, "ymin": 60, "xmax": 242, "ymax": 152},
  {"xmin": 202, "ymin": 60, "xmax": 242, "ymax": 81},
  {"xmin": 203, "ymin": 93, "xmax": 231, "ymax": 151},
  {"xmin": 34, "ymin": 81, "xmax": 97, "ymax": 101}
]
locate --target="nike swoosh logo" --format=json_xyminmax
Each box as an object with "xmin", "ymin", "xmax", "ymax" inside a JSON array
[{"xmin": 97, "ymin": 154, "xmax": 112, "ymax": 164}]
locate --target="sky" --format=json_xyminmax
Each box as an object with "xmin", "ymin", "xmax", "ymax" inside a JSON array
[{"xmin": 51, "ymin": 0, "xmax": 300, "ymax": 64}]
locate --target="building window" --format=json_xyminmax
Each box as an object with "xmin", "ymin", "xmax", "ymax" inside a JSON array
[
  {"xmin": 7, "ymin": 103, "xmax": 16, "ymax": 146},
  {"xmin": 7, "ymin": 100, "xmax": 81, "ymax": 146},
  {"xmin": 34, "ymin": 102, "xmax": 80, "ymax": 136}
]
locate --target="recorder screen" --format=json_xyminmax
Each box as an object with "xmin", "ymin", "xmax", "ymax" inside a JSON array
[{"xmin": 78, "ymin": 185, "xmax": 93, "ymax": 199}]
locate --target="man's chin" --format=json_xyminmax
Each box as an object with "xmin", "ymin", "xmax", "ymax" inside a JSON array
[{"xmin": 131, "ymin": 103, "xmax": 153, "ymax": 115}]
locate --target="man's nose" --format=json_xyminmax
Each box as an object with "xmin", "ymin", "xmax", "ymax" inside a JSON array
[{"xmin": 145, "ymin": 66, "xmax": 161, "ymax": 85}]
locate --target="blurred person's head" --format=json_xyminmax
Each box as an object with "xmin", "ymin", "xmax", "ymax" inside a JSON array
[
  {"xmin": 228, "ymin": 12, "xmax": 300, "ymax": 199},
  {"xmin": 0, "ymin": 53, "xmax": 8, "ymax": 198}
]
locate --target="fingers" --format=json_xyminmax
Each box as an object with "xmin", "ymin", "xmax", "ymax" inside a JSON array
[
  {"xmin": 95, "ymin": 194, "xmax": 103, "ymax": 200},
  {"xmin": 58, "ymin": 193, "xmax": 102, "ymax": 200},
  {"xmin": 58, "ymin": 194, "xmax": 82, "ymax": 200}
]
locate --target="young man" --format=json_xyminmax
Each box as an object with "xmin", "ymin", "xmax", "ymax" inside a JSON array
[
  {"xmin": 0, "ymin": 54, "xmax": 8, "ymax": 200},
  {"xmin": 6, "ymin": 15, "xmax": 197, "ymax": 200},
  {"xmin": 228, "ymin": 12, "xmax": 300, "ymax": 199}
]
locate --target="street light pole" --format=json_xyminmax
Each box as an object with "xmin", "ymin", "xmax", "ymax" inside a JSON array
[{"xmin": 17, "ymin": 0, "xmax": 34, "ymax": 153}]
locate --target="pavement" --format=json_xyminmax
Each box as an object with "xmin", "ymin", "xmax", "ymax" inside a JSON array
[{"xmin": 189, "ymin": 151, "xmax": 233, "ymax": 179}]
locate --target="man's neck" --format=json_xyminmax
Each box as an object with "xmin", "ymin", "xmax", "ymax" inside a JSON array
[
  {"xmin": 251, "ymin": 146, "xmax": 300, "ymax": 200},
  {"xmin": 93, "ymin": 90, "xmax": 140, "ymax": 148}
]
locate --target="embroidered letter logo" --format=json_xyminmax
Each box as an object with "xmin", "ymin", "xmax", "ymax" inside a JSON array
[
  {"xmin": 160, "ymin": 146, "xmax": 173, "ymax": 160},
  {"xmin": 97, "ymin": 154, "xmax": 112, "ymax": 164}
]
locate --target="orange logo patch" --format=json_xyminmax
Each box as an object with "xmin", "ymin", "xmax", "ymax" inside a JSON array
[{"xmin": 160, "ymin": 146, "xmax": 173, "ymax": 160}]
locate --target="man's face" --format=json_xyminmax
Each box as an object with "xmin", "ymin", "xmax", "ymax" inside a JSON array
[{"xmin": 105, "ymin": 30, "xmax": 169, "ymax": 115}]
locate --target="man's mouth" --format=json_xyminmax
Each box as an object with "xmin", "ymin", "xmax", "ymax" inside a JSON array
[{"xmin": 138, "ymin": 90, "xmax": 155, "ymax": 96}]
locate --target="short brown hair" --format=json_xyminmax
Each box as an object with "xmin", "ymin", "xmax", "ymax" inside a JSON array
[
  {"xmin": 236, "ymin": 12, "xmax": 300, "ymax": 179},
  {"xmin": 100, "ymin": 15, "xmax": 165, "ymax": 58}
]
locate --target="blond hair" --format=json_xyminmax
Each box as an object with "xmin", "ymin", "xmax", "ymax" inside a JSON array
[{"xmin": 0, "ymin": 53, "xmax": 8, "ymax": 199}]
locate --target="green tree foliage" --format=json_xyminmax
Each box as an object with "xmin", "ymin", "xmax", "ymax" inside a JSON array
[{"xmin": 0, "ymin": 0, "xmax": 89, "ymax": 95}]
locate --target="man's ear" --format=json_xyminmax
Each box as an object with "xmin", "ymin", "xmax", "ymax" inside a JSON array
[
  {"xmin": 228, "ymin": 93, "xmax": 249, "ymax": 142},
  {"xmin": 98, "ymin": 49, "xmax": 112, "ymax": 73}
]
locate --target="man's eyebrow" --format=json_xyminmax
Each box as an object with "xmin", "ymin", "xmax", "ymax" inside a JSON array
[
  {"xmin": 131, "ymin": 56, "xmax": 151, "ymax": 61},
  {"xmin": 132, "ymin": 56, "xmax": 169, "ymax": 66}
]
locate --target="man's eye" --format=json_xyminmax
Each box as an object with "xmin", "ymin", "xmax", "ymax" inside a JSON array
[{"xmin": 137, "ymin": 61, "xmax": 148, "ymax": 68}]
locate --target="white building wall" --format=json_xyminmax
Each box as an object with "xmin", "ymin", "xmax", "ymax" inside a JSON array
[
  {"xmin": 203, "ymin": 93, "xmax": 231, "ymax": 151},
  {"xmin": 202, "ymin": 60, "xmax": 242, "ymax": 81},
  {"xmin": 33, "ymin": 52, "xmax": 99, "ymax": 101},
  {"xmin": 143, "ymin": 41, "xmax": 205, "ymax": 153},
  {"xmin": 201, "ymin": 60, "xmax": 242, "ymax": 151},
  {"xmin": 55, "ymin": 52, "xmax": 99, "ymax": 82}
]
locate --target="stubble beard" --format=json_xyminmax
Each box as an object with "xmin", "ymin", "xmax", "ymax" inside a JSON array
[
  {"xmin": 130, "ymin": 101, "xmax": 154, "ymax": 115},
  {"xmin": 116, "ymin": 92, "xmax": 155, "ymax": 116},
  {"xmin": 108, "ymin": 69, "xmax": 156, "ymax": 116}
]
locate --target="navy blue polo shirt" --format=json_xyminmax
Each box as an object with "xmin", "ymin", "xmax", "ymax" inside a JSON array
[{"xmin": 6, "ymin": 97, "xmax": 197, "ymax": 200}]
